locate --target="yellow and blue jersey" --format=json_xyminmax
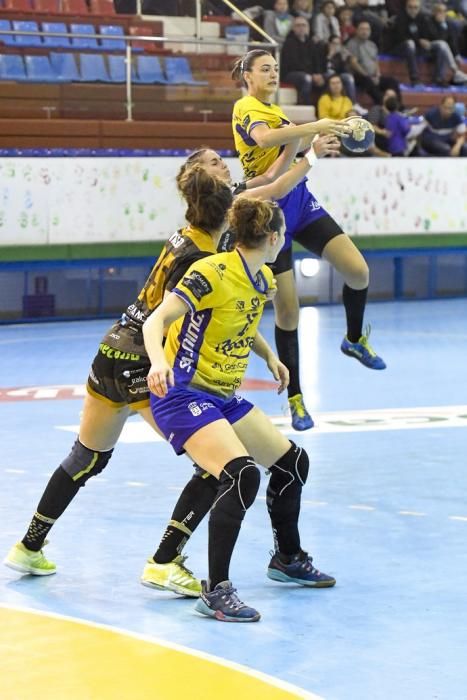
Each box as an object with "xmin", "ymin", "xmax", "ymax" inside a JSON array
[
  {"xmin": 165, "ymin": 250, "xmax": 275, "ymax": 398},
  {"xmin": 232, "ymin": 95, "xmax": 290, "ymax": 178}
]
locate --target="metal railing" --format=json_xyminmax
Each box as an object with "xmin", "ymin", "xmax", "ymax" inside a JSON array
[{"xmin": 0, "ymin": 24, "xmax": 277, "ymax": 121}]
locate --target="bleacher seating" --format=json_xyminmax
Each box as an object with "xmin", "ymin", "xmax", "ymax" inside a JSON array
[
  {"xmin": 50, "ymin": 50, "xmax": 80, "ymax": 80},
  {"xmin": 0, "ymin": 53, "xmax": 27, "ymax": 80},
  {"xmin": 0, "ymin": 19, "xmax": 16, "ymax": 46},
  {"xmin": 99, "ymin": 24, "xmax": 125, "ymax": 51},
  {"xmin": 164, "ymin": 56, "xmax": 208, "ymax": 86},
  {"xmin": 70, "ymin": 23, "xmax": 98, "ymax": 49},
  {"xmin": 78, "ymin": 52, "xmax": 111, "ymax": 81},
  {"xmin": 60, "ymin": 0, "xmax": 89, "ymax": 15},
  {"xmin": 134, "ymin": 54, "xmax": 167, "ymax": 84},
  {"xmin": 24, "ymin": 53, "xmax": 65, "ymax": 81},
  {"xmin": 42, "ymin": 21, "xmax": 71, "ymax": 48},
  {"xmin": 3, "ymin": 0, "xmax": 33, "ymax": 11},
  {"xmin": 13, "ymin": 20, "xmax": 42, "ymax": 47},
  {"xmin": 89, "ymin": 0, "xmax": 115, "ymax": 15},
  {"xmin": 34, "ymin": 0, "xmax": 60, "ymax": 11}
]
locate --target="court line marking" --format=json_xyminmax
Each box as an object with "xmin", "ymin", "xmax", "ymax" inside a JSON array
[
  {"xmin": 53, "ymin": 404, "xmax": 467, "ymax": 441},
  {"xmin": 0, "ymin": 602, "xmax": 322, "ymax": 700}
]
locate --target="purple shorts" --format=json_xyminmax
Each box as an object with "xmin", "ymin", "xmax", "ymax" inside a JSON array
[
  {"xmin": 276, "ymin": 178, "xmax": 328, "ymax": 250},
  {"xmin": 150, "ymin": 385, "xmax": 254, "ymax": 455}
]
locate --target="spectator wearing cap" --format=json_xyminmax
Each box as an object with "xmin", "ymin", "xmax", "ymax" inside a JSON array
[{"xmin": 421, "ymin": 95, "xmax": 467, "ymax": 156}]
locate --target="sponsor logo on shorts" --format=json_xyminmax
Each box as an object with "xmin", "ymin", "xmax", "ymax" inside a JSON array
[
  {"xmin": 188, "ymin": 401, "xmax": 202, "ymax": 416},
  {"xmin": 99, "ymin": 344, "xmax": 140, "ymax": 361},
  {"xmin": 181, "ymin": 271, "xmax": 212, "ymax": 301}
]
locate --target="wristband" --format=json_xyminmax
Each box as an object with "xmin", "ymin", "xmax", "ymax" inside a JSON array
[{"xmin": 304, "ymin": 146, "xmax": 318, "ymax": 167}]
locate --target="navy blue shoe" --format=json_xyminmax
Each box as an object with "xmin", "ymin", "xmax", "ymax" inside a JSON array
[
  {"xmin": 267, "ymin": 550, "xmax": 336, "ymax": 588},
  {"xmin": 288, "ymin": 394, "xmax": 314, "ymax": 431},
  {"xmin": 195, "ymin": 580, "xmax": 260, "ymax": 622},
  {"xmin": 341, "ymin": 325, "xmax": 386, "ymax": 370}
]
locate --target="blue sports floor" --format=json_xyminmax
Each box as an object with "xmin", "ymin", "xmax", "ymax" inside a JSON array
[{"xmin": 1, "ymin": 299, "xmax": 467, "ymax": 699}]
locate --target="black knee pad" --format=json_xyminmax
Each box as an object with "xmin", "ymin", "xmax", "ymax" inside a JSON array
[
  {"xmin": 193, "ymin": 463, "xmax": 220, "ymax": 494},
  {"xmin": 269, "ymin": 441, "xmax": 309, "ymax": 493},
  {"xmin": 61, "ymin": 439, "xmax": 114, "ymax": 486},
  {"xmin": 214, "ymin": 456, "xmax": 260, "ymax": 512}
]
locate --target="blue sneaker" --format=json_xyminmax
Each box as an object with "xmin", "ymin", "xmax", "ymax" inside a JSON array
[
  {"xmin": 267, "ymin": 550, "xmax": 336, "ymax": 588},
  {"xmin": 288, "ymin": 394, "xmax": 314, "ymax": 431},
  {"xmin": 341, "ymin": 325, "xmax": 386, "ymax": 370},
  {"xmin": 194, "ymin": 580, "xmax": 260, "ymax": 622}
]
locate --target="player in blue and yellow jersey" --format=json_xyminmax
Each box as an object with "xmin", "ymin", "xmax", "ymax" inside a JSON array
[
  {"xmin": 232, "ymin": 49, "xmax": 387, "ymax": 432},
  {"xmin": 4, "ymin": 146, "xmax": 337, "ymax": 599},
  {"xmin": 144, "ymin": 197, "xmax": 335, "ymax": 623}
]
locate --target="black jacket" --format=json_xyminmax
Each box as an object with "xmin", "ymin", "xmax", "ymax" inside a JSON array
[
  {"xmin": 392, "ymin": 10, "xmax": 432, "ymax": 47},
  {"xmin": 426, "ymin": 17, "xmax": 460, "ymax": 55},
  {"xmin": 280, "ymin": 33, "xmax": 326, "ymax": 78}
]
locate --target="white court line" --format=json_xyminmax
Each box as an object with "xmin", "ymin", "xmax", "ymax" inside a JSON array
[
  {"xmin": 398, "ymin": 511, "xmax": 427, "ymax": 517},
  {"xmin": 0, "ymin": 602, "xmax": 322, "ymax": 700},
  {"xmin": 4, "ymin": 469, "xmax": 25, "ymax": 474},
  {"xmin": 125, "ymin": 481, "xmax": 147, "ymax": 487},
  {"xmin": 55, "ymin": 404, "xmax": 467, "ymax": 441},
  {"xmin": 448, "ymin": 516, "xmax": 467, "ymax": 522},
  {"xmin": 349, "ymin": 505, "xmax": 375, "ymax": 511}
]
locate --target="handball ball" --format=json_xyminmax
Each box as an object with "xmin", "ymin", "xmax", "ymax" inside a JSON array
[{"xmin": 341, "ymin": 118, "xmax": 375, "ymax": 153}]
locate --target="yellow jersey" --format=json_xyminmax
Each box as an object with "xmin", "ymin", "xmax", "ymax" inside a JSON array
[
  {"xmin": 317, "ymin": 94, "xmax": 353, "ymax": 121},
  {"xmin": 166, "ymin": 249, "xmax": 275, "ymax": 398},
  {"xmin": 232, "ymin": 95, "xmax": 291, "ymax": 179}
]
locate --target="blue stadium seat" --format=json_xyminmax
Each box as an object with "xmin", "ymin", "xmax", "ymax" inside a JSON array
[
  {"xmin": 12, "ymin": 21, "xmax": 42, "ymax": 48},
  {"xmin": 0, "ymin": 53, "xmax": 27, "ymax": 81},
  {"xmin": 164, "ymin": 56, "xmax": 208, "ymax": 86},
  {"xmin": 42, "ymin": 22, "xmax": 71, "ymax": 49},
  {"xmin": 70, "ymin": 23, "xmax": 99, "ymax": 50},
  {"xmin": 134, "ymin": 55, "xmax": 168, "ymax": 84},
  {"xmin": 24, "ymin": 54, "xmax": 66, "ymax": 82},
  {"xmin": 0, "ymin": 19, "xmax": 16, "ymax": 47},
  {"xmin": 78, "ymin": 53, "xmax": 112, "ymax": 82},
  {"xmin": 50, "ymin": 52, "xmax": 80, "ymax": 81},
  {"xmin": 107, "ymin": 54, "xmax": 137, "ymax": 82},
  {"xmin": 99, "ymin": 25, "xmax": 125, "ymax": 51}
]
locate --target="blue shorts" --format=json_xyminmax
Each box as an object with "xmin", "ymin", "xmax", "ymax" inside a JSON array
[
  {"xmin": 150, "ymin": 385, "xmax": 254, "ymax": 455},
  {"xmin": 276, "ymin": 179, "xmax": 329, "ymax": 250}
]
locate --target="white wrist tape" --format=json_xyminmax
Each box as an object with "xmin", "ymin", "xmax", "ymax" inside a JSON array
[{"xmin": 304, "ymin": 146, "xmax": 318, "ymax": 167}]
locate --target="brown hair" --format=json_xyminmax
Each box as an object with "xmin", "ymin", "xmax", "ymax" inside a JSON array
[
  {"xmin": 229, "ymin": 197, "xmax": 283, "ymax": 249},
  {"xmin": 176, "ymin": 163, "xmax": 233, "ymax": 232},
  {"xmin": 231, "ymin": 50, "xmax": 273, "ymax": 86},
  {"xmin": 175, "ymin": 147, "xmax": 211, "ymax": 184}
]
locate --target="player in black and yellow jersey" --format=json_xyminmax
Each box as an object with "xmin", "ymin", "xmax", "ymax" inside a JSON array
[
  {"xmin": 232, "ymin": 49, "xmax": 387, "ymax": 433},
  {"xmin": 4, "ymin": 143, "xmax": 337, "ymax": 593},
  {"xmin": 144, "ymin": 197, "xmax": 335, "ymax": 623}
]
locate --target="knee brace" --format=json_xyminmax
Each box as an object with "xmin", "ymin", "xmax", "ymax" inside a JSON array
[
  {"xmin": 61, "ymin": 439, "xmax": 114, "ymax": 486},
  {"xmin": 213, "ymin": 456, "xmax": 260, "ymax": 514},
  {"xmin": 266, "ymin": 442, "xmax": 309, "ymax": 555}
]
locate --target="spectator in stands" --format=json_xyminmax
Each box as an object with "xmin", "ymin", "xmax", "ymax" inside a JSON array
[
  {"xmin": 281, "ymin": 15, "xmax": 326, "ymax": 102},
  {"xmin": 366, "ymin": 86, "xmax": 398, "ymax": 152},
  {"xmin": 325, "ymin": 34, "xmax": 357, "ymax": 101},
  {"xmin": 317, "ymin": 74, "xmax": 354, "ymax": 118},
  {"xmin": 346, "ymin": 20, "xmax": 401, "ymax": 102},
  {"xmin": 384, "ymin": 93, "xmax": 410, "ymax": 155},
  {"xmin": 421, "ymin": 95, "xmax": 467, "ymax": 155},
  {"xmin": 428, "ymin": 3, "xmax": 467, "ymax": 82},
  {"xmin": 390, "ymin": 0, "xmax": 467, "ymax": 85},
  {"xmin": 263, "ymin": 0, "xmax": 294, "ymax": 45},
  {"xmin": 291, "ymin": 0, "xmax": 315, "ymax": 31},
  {"xmin": 337, "ymin": 6, "xmax": 357, "ymax": 42},
  {"xmin": 314, "ymin": 1, "xmax": 341, "ymax": 42}
]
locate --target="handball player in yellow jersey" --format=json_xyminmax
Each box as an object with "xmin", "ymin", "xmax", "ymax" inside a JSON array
[
  {"xmin": 144, "ymin": 197, "xmax": 335, "ymax": 623},
  {"xmin": 232, "ymin": 49, "xmax": 386, "ymax": 432}
]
